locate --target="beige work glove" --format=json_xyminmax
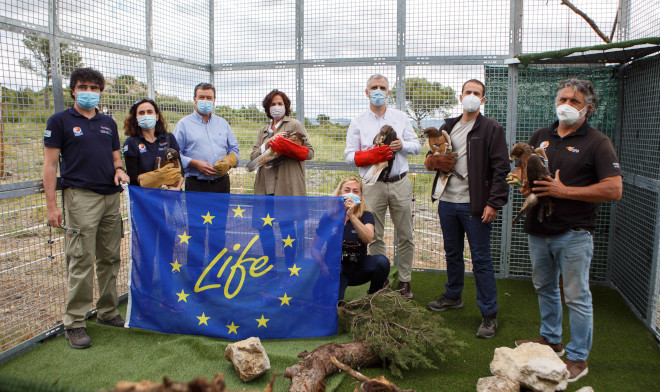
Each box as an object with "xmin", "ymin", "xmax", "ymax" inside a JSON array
[
  {"xmin": 138, "ymin": 163, "xmax": 182, "ymax": 189},
  {"xmin": 213, "ymin": 153, "xmax": 238, "ymax": 176}
]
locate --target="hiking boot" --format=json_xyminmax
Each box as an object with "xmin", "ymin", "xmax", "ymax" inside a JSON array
[
  {"xmin": 563, "ymin": 358, "xmax": 588, "ymax": 382},
  {"xmin": 397, "ymin": 281, "xmax": 413, "ymax": 299},
  {"xmin": 427, "ymin": 295, "xmax": 463, "ymax": 312},
  {"xmin": 476, "ymin": 313, "xmax": 498, "ymax": 339},
  {"xmin": 515, "ymin": 336, "xmax": 565, "ymax": 356},
  {"xmin": 96, "ymin": 314, "xmax": 125, "ymax": 327},
  {"xmin": 65, "ymin": 327, "xmax": 92, "ymax": 349}
]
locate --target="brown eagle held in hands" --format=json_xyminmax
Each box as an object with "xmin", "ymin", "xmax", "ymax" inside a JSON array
[
  {"xmin": 155, "ymin": 148, "xmax": 183, "ymax": 174},
  {"xmin": 361, "ymin": 125, "xmax": 398, "ymax": 185},
  {"xmin": 509, "ymin": 142, "xmax": 553, "ymax": 226},
  {"xmin": 246, "ymin": 130, "xmax": 307, "ymax": 172},
  {"xmin": 423, "ymin": 126, "xmax": 464, "ymax": 180}
]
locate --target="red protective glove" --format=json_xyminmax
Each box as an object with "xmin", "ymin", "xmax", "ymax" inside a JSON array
[
  {"xmin": 424, "ymin": 153, "xmax": 457, "ymax": 172},
  {"xmin": 354, "ymin": 145, "xmax": 393, "ymax": 167},
  {"xmin": 269, "ymin": 136, "xmax": 309, "ymax": 161}
]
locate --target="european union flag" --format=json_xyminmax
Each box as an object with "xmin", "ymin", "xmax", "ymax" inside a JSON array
[{"xmin": 126, "ymin": 186, "xmax": 345, "ymax": 339}]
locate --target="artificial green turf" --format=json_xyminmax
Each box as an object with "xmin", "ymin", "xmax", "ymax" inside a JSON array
[{"xmin": 1, "ymin": 272, "xmax": 659, "ymax": 392}]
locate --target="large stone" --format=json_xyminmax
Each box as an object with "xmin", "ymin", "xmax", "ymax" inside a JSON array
[
  {"xmin": 225, "ymin": 337, "xmax": 271, "ymax": 382},
  {"xmin": 575, "ymin": 388, "xmax": 594, "ymax": 392},
  {"xmin": 476, "ymin": 375, "xmax": 519, "ymax": 392},
  {"xmin": 490, "ymin": 343, "xmax": 569, "ymax": 392}
]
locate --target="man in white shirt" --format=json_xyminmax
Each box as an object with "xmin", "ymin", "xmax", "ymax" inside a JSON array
[{"xmin": 345, "ymin": 74, "xmax": 422, "ymax": 299}]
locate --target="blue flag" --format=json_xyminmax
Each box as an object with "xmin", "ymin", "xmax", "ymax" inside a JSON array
[{"xmin": 126, "ymin": 186, "xmax": 345, "ymax": 339}]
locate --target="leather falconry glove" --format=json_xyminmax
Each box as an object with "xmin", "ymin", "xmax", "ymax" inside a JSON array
[
  {"xmin": 268, "ymin": 136, "xmax": 310, "ymax": 161},
  {"xmin": 424, "ymin": 152, "xmax": 457, "ymax": 172},
  {"xmin": 139, "ymin": 163, "xmax": 182, "ymax": 189},
  {"xmin": 354, "ymin": 145, "xmax": 393, "ymax": 167},
  {"xmin": 213, "ymin": 152, "xmax": 238, "ymax": 176}
]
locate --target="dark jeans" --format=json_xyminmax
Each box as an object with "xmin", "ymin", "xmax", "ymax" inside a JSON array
[
  {"xmin": 339, "ymin": 254, "xmax": 390, "ymax": 301},
  {"xmin": 438, "ymin": 201, "xmax": 497, "ymax": 316}
]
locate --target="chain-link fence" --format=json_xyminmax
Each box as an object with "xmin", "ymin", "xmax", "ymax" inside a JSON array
[{"xmin": 1, "ymin": 0, "xmax": 659, "ymax": 361}]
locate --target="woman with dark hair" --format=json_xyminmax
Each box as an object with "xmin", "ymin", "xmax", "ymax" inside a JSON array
[
  {"xmin": 250, "ymin": 89, "xmax": 314, "ymax": 196},
  {"xmin": 122, "ymin": 99, "xmax": 183, "ymax": 189}
]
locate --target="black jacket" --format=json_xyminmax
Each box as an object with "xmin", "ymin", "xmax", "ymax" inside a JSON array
[{"xmin": 430, "ymin": 113, "xmax": 510, "ymax": 217}]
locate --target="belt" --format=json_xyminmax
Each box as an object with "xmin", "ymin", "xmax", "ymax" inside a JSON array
[
  {"xmin": 378, "ymin": 172, "xmax": 407, "ymax": 183},
  {"xmin": 189, "ymin": 175, "xmax": 227, "ymax": 184}
]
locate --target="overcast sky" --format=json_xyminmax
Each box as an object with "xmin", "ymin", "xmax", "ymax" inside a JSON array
[{"xmin": 2, "ymin": 0, "xmax": 658, "ymax": 119}]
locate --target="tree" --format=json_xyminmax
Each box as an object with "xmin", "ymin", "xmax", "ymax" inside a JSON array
[
  {"xmin": 18, "ymin": 34, "xmax": 83, "ymax": 107},
  {"xmin": 390, "ymin": 78, "xmax": 458, "ymax": 130},
  {"xmin": 316, "ymin": 113, "xmax": 331, "ymax": 126},
  {"xmin": 112, "ymin": 75, "xmax": 136, "ymax": 95}
]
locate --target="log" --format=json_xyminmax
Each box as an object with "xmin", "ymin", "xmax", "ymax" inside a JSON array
[
  {"xmin": 284, "ymin": 341, "xmax": 381, "ymax": 392},
  {"xmin": 110, "ymin": 372, "xmax": 276, "ymax": 392}
]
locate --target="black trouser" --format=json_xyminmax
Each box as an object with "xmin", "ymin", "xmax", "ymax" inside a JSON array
[
  {"xmin": 185, "ymin": 175, "xmax": 230, "ymax": 193},
  {"xmin": 339, "ymin": 254, "xmax": 390, "ymax": 301}
]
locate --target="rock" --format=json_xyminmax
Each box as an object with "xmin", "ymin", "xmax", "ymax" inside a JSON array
[
  {"xmin": 476, "ymin": 375, "xmax": 519, "ymax": 392},
  {"xmin": 490, "ymin": 343, "xmax": 569, "ymax": 392},
  {"xmin": 575, "ymin": 388, "xmax": 594, "ymax": 392},
  {"xmin": 225, "ymin": 337, "xmax": 271, "ymax": 382}
]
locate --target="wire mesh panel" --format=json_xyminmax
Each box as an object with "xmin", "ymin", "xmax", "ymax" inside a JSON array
[
  {"xmin": 59, "ymin": 0, "xmax": 146, "ymax": 50},
  {"xmin": 305, "ymin": 0, "xmax": 397, "ymax": 59},
  {"xmin": 610, "ymin": 54, "xmax": 660, "ymax": 336},
  {"xmin": 214, "ymin": 0, "xmax": 296, "ymax": 64},
  {"xmin": 0, "ymin": 0, "xmax": 49, "ymax": 28},
  {"xmin": 523, "ymin": 0, "xmax": 619, "ymax": 53},
  {"xmin": 503, "ymin": 64, "xmax": 619, "ymax": 281},
  {"xmin": 627, "ymin": 0, "xmax": 660, "ymax": 40},
  {"xmin": 153, "ymin": 0, "xmax": 209, "ymax": 62},
  {"xmin": 407, "ymin": 0, "xmax": 510, "ymax": 57}
]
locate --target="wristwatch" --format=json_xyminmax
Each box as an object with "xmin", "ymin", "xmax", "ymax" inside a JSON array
[{"xmin": 115, "ymin": 166, "xmax": 127, "ymax": 174}]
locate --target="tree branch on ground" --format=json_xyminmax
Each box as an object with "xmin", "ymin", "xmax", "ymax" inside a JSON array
[{"xmin": 330, "ymin": 357, "xmax": 415, "ymax": 392}]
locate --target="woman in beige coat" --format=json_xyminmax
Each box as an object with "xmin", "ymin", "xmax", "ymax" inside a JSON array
[{"xmin": 250, "ymin": 90, "xmax": 313, "ymax": 267}]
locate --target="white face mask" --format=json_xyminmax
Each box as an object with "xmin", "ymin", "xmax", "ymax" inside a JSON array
[
  {"xmin": 556, "ymin": 104, "xmax": 587, "ymax": 125},
  {"xmin": 270, "ymin": 106, "xmax": 285, "ymax": 120},
  {"xmin": 462, "ymin": 94, "xmax": 482, "ymax": 113}
]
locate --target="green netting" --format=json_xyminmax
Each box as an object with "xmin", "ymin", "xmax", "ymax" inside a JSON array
[{"xmin": 516, "ymin": 37, "xmax": 660, "ymax": 66}]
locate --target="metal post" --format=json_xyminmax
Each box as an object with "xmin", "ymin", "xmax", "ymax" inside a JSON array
[
  {"xmin": 500, "ymin": 0, "xmax": 523, "ymax": 277},
  {"xmin": 618, "ymin": 0, "xmax": 630, "ymax": 42},
  {"xmin": 295, "ymin": 0, "xmax": 304, "ymax": 122},
  {"xmin": 209, "ymin": 0, "xmax": 215, "ymax": 85},
  {"xmin": 50, "ymin": 0, "xmax": 64, "ymax": 112},
  {"xmin": 146, "ymin": 0, "xmax": 155, "ymax": 99},
  {"xmin": 395, "ymin": 0, "xmax": 406, "ymax": 112}
]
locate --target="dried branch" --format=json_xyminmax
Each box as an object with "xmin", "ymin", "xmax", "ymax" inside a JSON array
[{"xmin": 561, "ymin": 0, "xmax": 612, "ymax": 43}]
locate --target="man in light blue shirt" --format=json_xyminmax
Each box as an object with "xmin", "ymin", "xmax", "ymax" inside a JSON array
[{"xmin": 174, "ymin": 82, "xmax": 240, "ymax": 193}]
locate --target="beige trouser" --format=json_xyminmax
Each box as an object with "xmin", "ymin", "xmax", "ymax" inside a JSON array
[
  {"xmin": 362, "ymin": 176, "xmax": 414, "ymax": 282},
  {"xmin": 63, "ymin": 187, "xmax": 122, "ymax": 329}
]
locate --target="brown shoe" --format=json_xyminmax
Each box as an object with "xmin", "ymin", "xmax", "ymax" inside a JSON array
[
  {"xmin": 563, "ymin": 358, "xmax": 588, "ymax": 382},
  {"xmin": 515, "ymin": 336, "xmax": 565, "ymax": 356},
  {"xmin": 96, "ymin": 314, "xmax": 125, "ymax": 328},
  {"xmin": 65, "ymin": 327, "xmax": 92, "ymax": 349},
  {"xmin": 397, "ymin": 281, "xmax": 413, "ymax": 299}
]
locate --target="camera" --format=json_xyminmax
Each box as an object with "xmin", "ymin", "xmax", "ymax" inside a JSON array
[{"xmin": 342, "ymin": 251, "xmax": 359, "ymax": 264}]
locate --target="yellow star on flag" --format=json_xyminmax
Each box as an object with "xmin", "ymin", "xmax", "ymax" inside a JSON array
[
  {"xmin": 201, "ymin": 211, "xmax": 215, "ymax": 224},
  {"xmin": 256, "ymin": 314, "xmax": 269, "ymax": 328},
  {"xmin": 282, "ymin": 235, "xmax": 295, "ymax": 248},
  {"xmin": 176, "ymin": 289, "xmax": 189, "ymax": 302},
  {"xmin": 226, "ymin": 322, "xmax": 239, "ymax": 334},
  {"xmin": 288, "ymin": 264, "xmax": 301, "ymax": 276},
  {"xmin": 262, "ymin": 214, "xmax": 275, "ymax": 226},
  {"xmin": 178, "ymin": 232, "xmax": 191, "ymax": 244},
  {"xmin": 197, "ymin": 312, "xmax": 210, "ymax": 326},
  {"xmin": 232, "ymin": 205, "xmax": 245, "ymax": 218},
  {"xmin": 279, "ymin": 293, "xmax": 292, "ymax": 306},
  {"xmin": 170, "ymin": 259, "xmax": 182, "ymax": 272}
]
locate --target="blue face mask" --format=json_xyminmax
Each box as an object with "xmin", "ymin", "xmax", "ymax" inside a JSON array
[
  {"xmin": 341, "ymin": 193, "xmax": 361, "ymax": 205},
  {"xmin": 76, "ymin": 91, "xmax": 100, "ymax": 110},
  {"xmin": 369, "ymin": 89, "xmax": 386, "ymax": 106},
  {"xmin": 137, "ymin": 114, "xmax": 158, "ymax": 130},
  {"xmin": 196, "ymin": 100, "xmax": 214, "ymax": 114}
]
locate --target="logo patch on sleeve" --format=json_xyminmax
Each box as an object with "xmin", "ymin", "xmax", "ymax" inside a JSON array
[
  {"xmin": 121, "ymin": 145, "xmax": 129, "ymax": 153},
  {"xmin": 44, "ymin": 130, "xmax": 51, "ymax": 137},
  {"xmin": 613, "ymin": 162, "xmax": 620, "ymax": 169}
]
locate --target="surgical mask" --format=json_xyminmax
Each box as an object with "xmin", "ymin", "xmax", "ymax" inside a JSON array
[
  {"xmin": 76, "ymin": 91, "xmax": 100, "ymax": 110},
  {"xmin": 137, "ymin": 114, "xmax": 158, "ymax": 130},
  {"xmin": 556, "ymin": 104, "xmax": 586, "ymax": 125},
  {"xmin": 270, "ymin": 106, "xmax": 285, "ymax": 120},
  {"xmin": 462, "ymin": 94, "xmax": 482, "ymax": 113},
  {"xmin": 341, "ymin": 193, "xmax": 361, "ymax": 205},
  {"xmin": 370, "ymin": 89, "xmax": 386, "ymax": 106},
  {"xmin": 196, "ymin": 100, "xmax": 214, "ymax": 115}
]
